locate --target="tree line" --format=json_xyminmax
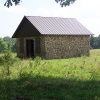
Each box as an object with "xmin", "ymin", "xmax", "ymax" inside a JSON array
[
  {"xmin": 90, "ymin": 35, "xmax": 100, "ymax": 49},
  {"xmin": 0, "ymin": 36, "xmax": 16, "ymax": 52}
]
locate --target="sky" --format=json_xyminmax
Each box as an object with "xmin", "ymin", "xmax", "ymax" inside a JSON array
[{"xmin": 0, "ymin": 0, "xmax": 100, "ymax": 37}]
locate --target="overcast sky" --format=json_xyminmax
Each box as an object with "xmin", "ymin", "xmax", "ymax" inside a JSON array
[{"xmin": 0, "ymin": 0, "xmax": 100, "ymax": 37}]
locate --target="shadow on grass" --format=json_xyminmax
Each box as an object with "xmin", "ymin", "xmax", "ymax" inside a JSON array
[{"xmin": 0, "ymin": 75, "xmax": 100, "ymax": 100}]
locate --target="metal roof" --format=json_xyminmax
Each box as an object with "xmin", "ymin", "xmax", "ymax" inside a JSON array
[{"xmin": 26, "ymin": 16, "xmax": 93, "ymax": 35}]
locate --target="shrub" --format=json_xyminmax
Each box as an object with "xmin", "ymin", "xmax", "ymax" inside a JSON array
[
  {"xmin": 0, "ymin": 51, "xmax": 18, "ymax": 76},
  {"xmin": 0, "ymin": 38, "xmax": 8, "ymax": 52}
]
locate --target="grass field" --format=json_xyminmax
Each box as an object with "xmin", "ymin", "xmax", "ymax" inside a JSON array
[{"xmin": 0, "ymin": 49, "xmax": 100, "ymax": 100}]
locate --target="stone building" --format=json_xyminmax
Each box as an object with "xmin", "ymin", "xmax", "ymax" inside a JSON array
[{"xmin": 12, "ymin": 16, "xmax": 93, "ymax": 59}]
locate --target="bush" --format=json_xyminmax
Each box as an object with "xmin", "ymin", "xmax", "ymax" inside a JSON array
[
  {"xmin": 0, "ymin": 51, "xmax": 18, "ymax": 76},
  {"xmin": 0, "ymin": 38, "xmax": 7, "ymax": 52}
]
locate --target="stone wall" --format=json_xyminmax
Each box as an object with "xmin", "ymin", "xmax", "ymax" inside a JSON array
[
  {"xmin": 16, "ymin": 35, "xmax": 90, "ymax": 59},
  {"xmin": 41, "ymin": 35, "xmax": 90, "ymax": 59}
]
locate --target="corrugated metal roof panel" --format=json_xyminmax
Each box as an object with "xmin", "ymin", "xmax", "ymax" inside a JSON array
[{"xmin": 26, "ymin": 16, "xmax": 93, "ymax": 35}]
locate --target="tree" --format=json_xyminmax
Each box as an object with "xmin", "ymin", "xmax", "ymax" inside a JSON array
[
  {"xmin": 55, "ymin": 0, "xmax": 76, "ymax": 7},
  {"xmin": 90, "ymin": 35, "xmax": 100, "ymax": 49},
  {"xmin": 97, "ymin": 35, "xmax": 100, "ymax": 48},
  {"xmin": 3, "ymin": 36, "xmax": 16, "ymax": 52},
  {"xmin": 90, "ymin": 36, "xmax": 95, "ymax": 49},
  {"xmin": 0, "ymin": 38, "xmax": 7, "ymax": 52},
  {"xmin": 4, "ymin": 0, "xmax": 20, "ymax": 7},
  {"xmin": 4, "ymin": 0, "xmax": 76, "ymax": 7}
]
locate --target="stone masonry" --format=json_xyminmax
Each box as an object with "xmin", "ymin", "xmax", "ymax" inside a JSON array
[{"xmin": 40, "ymin": 35, "xmax": 90, "ymax": 59}]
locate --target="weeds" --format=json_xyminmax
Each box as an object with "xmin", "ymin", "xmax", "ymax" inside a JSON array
[
  {"xmin": 0, "ymin": 49, "xmax": 100, "ymax": 100},
  {"xmin": 33, "ymin": 56, "xmax": 42, "ymax": 67},
  {"xmin": 0, "ymin": 51, "xmax": 18, "ymax": 76}
]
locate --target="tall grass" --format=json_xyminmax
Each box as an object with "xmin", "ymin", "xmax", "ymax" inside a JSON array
[{"xmin": 0, "ymin": 49, "xmax": 100, "ymax": 100}]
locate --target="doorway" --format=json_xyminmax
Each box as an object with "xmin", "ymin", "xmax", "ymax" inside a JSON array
[{"xmin": 26, "ymin": 39, "xmax": 35, "ymax": 58}]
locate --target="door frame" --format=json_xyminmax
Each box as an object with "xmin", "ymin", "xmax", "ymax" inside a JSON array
[{"xmin": 24, "ymin": 37, "xmax": 35, "ymax": 58}]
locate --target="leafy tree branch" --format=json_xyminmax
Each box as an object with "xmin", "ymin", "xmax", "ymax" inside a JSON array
[{"xmin": 4, "ymin": 0, "xmax": 76, "ymax": 7}]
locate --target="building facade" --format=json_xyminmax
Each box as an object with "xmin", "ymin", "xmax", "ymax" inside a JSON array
[{"xmin": 13, "ymin": 16, "xmax": 92, "ymax": 59}]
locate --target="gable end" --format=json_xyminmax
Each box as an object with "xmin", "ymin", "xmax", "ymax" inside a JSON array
[{"xmin": 12, "ymin": 16, "xmax": 41, "ymax": 38}]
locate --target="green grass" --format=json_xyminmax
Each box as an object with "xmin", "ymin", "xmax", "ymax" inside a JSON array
[{"xmin": 0, "ymin": 49, "xmax": 100, "ymax": 100}]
